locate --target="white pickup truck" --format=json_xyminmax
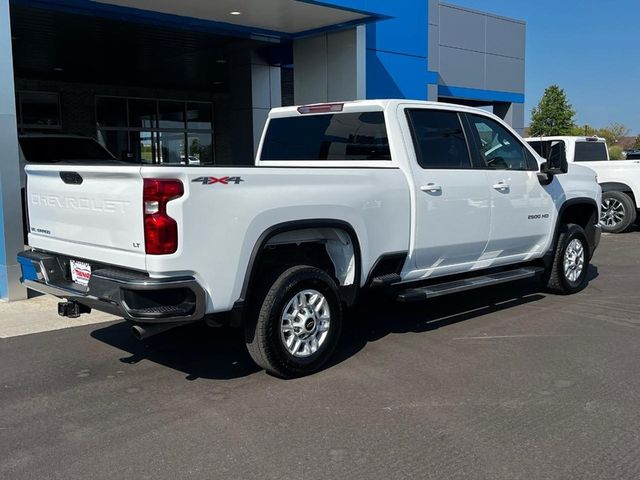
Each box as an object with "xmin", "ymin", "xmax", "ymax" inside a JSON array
[
  {"xmin": 525, "ymin": 136, "xmax": 640, "ymax": 233},
  {"xmin": 18, "ymin": 100, "xmax": 601, "ymax": 377}
]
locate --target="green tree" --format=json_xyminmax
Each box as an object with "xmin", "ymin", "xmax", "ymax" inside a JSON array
[
  {"xmin": 570, "ymin": 124, "xmax": 595, "ymax": 136},
  {"xmin": 596, "ymin": 123, "xmax": 629, "ymax": 146},
  {"xmin": 608, "ymin": 146, "xmax": 623, "ymax": 160},
  {"xmin": 632, "ymin": 134, "xmax": 640, "ymax": 150},
  {"xmin": 530, "ymin": 85, "xmax": 576, "ymax": 136}
]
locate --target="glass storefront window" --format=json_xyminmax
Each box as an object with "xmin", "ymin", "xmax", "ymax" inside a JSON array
[
  {"xmin": 19, "ymin": 92, "xmax": 61, "ymax": 128},
  {"xmin": 186, "ymin": 102, "xmax": 212, "ymax": 130},
  {"xmin": 158, "ymin": 131, "xmax": 186, "ymax": 164},
  {"xmin": 130, "ymin": 131, "xmax": 155, "ymax": 163},
  {"xmin": 97, "ymin": 130, "xmax": 129, "ymax": 161},
  {"xmin": 159, "ymin": 101, "xmax": 185, "ymax": 129},
  {"xmin": 97, "ymin": 96, "xmax": 214, "ymax": 165},
  {"xmin": 187, "ymin": 133, "xmax": 213, "ymax": 165},
  {"xmin": 96, "ymin": 97, "xmax": 128, "ymax": 128},
  {"xmin": 129, "ymin": 99, "xmax": 157, "ymax": 129}
]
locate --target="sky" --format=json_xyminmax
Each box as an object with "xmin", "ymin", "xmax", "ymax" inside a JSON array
[{"xmin": 449, "ymin": 0, "xmax": 640, "ymax": 135}]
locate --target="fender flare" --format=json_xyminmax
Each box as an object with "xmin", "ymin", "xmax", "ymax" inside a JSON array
[
  {"xmin": 231, "ymin": 219, "xmax": 362, "ymax": 326},
  {"xmin": 600, "ymin": 182, "xmax": 635, "ymax": 194},
  {"xmin": 545, "ymin": 197, "xmax": 599, "ymax": 264}
]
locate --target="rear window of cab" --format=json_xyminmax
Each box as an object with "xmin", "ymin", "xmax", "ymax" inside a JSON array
[
  {"xmin": 260, "ymin": 112, "xmax": 391, "ymax": 161},
  {"xmin": 574, "ymin": 141, "xmax": 608, "ymax": 162}
]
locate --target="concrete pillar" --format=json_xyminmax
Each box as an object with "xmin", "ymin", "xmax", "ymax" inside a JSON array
[
  {"xmin": 229, "ymin": 50, "xmax": 281, "ymax": 163},
  {"xmin": 494, "ymin": 102, "xmax": 525, "ymax": 135},
  {"xmin": 427, "ymin": 84, "xmax": 438, "ymax": 102},
  {"xmin": 427, "ymin": 0, "xmax": 440, "ymax": 101},
  {"xmin": 0, "ymin": 0, "xmax": 26, "ymax": 301},
  {"xmin": 293, "ymin": 26, "xmax": 366, "ymax": 105}
]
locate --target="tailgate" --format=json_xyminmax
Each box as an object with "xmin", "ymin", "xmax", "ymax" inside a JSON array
[{"xmin": 25, "ymin": 165, "xmax": 146, "ymax": 268}]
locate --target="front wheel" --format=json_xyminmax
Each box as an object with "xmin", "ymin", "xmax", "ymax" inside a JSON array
[
  {"xmin": 600, "ymin": 191, "xmax": 636, "ymax": 233},
  {"xmin": 545, "ymin": 224, "xmax": 590, "ymax": 295},
  {"xmin": 244, "ymin": 265, "xmax": 343, "ymax": 378}
]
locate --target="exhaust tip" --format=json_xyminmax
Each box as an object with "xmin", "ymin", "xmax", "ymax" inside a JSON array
[
  {"xmin": 130, "ymin": 322, "xmax": 184, "ymax": 340},
  {"xmin": 131, "ymin": 325, "xmax": 146, "ymax": 341}
]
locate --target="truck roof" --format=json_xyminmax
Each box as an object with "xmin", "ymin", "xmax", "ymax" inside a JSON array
[
  {"xmin": 269, "ymin": 99, "xmax": 505, "ymax": 122},
  {"xmin": 523, "ymin": 135, "xmax": 606, "ymax": 144}
]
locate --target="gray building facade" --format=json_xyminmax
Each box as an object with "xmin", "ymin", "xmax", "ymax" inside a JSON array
[{"xmin": 429, "ymin": 2, "xmax": 526, "ymax": 132}]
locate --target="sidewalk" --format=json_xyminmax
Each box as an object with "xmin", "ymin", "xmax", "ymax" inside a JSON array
[{"xmin": 0, "ymin": 294, "xmax": 118, "ymax": 339}]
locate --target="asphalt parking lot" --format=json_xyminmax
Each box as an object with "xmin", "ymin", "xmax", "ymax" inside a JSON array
[{"xmin": 2, "ymin": 230, "xmax": 640, "ymax": 480}]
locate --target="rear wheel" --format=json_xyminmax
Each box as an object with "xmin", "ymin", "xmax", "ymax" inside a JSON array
[
  {"xmin": 545, "ymin": 224, "xmax": 590, "ymax": 294},
  {"xmin": 244, "ymin": 265, "xmax": 343, "ymax": 378},
  {"xmin": 600, "ymin": 191, "xmax": 636, "ymax": 233}
]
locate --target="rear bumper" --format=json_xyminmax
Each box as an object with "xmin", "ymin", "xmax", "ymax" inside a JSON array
[{"xmin": 17, "ymin": 250, "xmax": 206, "ymax": 324}]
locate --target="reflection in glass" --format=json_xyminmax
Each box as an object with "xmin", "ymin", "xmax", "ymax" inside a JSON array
[
  {"xmin": 131, "ymin": 131, "xmax": 155, "ymax": 163},
  {"xmin": 96, "ymin": 97, "xmax": 127, "ymax": 128},
  {"xmin": 98, "ymin": 130, "xmax": 129, "ymax": 161},
  {"xmin": 158, "ymin": 132, "xmax": 186, "ymax": 164},
  {"xmin": 159, "ymin": 101, "xmax": 185, "ymax": 129},
  {"xmin": 20, "ymin": 92, "xmax": 60, "ymax": 127},
  {"xmin": 187, "ymin": 133, "xmax": 213, "ymax": 165},
  {"xmin": 129, "ymin": 100, "xmax": 157, "ymax": 129},
  {"xmin": 186, "ymin": 103, "xmax": 212, "ymax": 130}
]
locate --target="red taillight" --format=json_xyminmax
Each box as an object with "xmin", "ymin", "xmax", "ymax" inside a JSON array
[{"xmin": 143, "ymin": 179, "xmax": 183, "ymax": 255}]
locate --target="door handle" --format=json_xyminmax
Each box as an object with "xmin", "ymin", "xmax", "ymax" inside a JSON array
[
  {"xmin": 420, "ymin": 183, "xmax": 442, "ymax": 193},
  {"xmin": 492, "ymin": 181, "xmax": 510, "ymax": 191}
]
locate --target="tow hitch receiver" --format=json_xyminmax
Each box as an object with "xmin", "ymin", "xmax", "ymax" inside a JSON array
[{"xmin": 58, "ymin": 301, "xmax": 92, "ymax": 318}]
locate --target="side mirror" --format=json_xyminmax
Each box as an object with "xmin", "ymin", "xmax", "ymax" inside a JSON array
[{"xmin": 543, "ymin": 141, "xmax": 568, "ymax": 175}]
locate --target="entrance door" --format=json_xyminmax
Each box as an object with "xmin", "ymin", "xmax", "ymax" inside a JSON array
[{"xmin": 403, "ymin": 108, "xmax": 492, "ymax": 278}]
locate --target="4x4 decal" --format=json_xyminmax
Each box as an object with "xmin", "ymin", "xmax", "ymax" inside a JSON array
[{"xmin": 192, "ymin": 176, "xmax": 244, "ymax": 185}]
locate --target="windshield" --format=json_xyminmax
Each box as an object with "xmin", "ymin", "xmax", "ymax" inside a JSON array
[{"xmin": 20, "ymin": 137, "xmax": 116, "ymax": 163}]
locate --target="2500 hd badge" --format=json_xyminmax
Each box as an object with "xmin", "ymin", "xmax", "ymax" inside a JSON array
[{"xmin": 528, "ymin": 213, "xmax": 550, "ymax": 220}]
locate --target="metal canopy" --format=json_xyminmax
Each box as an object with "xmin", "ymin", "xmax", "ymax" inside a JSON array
[{"xmin": 94, "ymin": 0, "xmax": 371, "ymax": 35}]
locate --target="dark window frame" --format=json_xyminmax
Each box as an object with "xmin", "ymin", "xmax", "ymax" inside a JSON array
[
  {"xmin": 95, "ymin": 95, "xmax": 215, "ymax": 166},
  {"xmin": 17, "ymin": 91, "xmax": 62, "ymax": 131},
  {"xmin": 405, "ymin": 108, "xmax": 475, "ymax": 170}
]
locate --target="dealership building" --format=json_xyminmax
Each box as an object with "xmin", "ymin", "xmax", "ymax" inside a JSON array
[{"xmin": 0, "ymin": 0, "xmax": 526, "ymax": 300}]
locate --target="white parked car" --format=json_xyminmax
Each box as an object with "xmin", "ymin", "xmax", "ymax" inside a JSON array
[
  {"xmin": 525, "ymin": 136, "xmax": 640, "ymax": 233},
  {"xmin": 18, "ymin": 100, "xmax": 601, "ymax": 377}
]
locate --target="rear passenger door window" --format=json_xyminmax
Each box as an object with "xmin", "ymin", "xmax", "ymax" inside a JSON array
[
  {"xmin": 467, "ymin": 114, "xmax": 536, "ymax": 171},
  {"xmin": 406, "ymin": 109, "xmax": 472, "ymax": 169}
]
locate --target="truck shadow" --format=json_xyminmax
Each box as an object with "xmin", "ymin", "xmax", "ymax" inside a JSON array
[{"xmin": 90, "ymin": 266, "xmax": 598, "ymax": 380}]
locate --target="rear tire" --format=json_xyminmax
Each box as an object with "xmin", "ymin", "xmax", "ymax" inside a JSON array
[
  {"xmin": 244, "ymin": 265, "xmax": 343, "ymax": 378},
  {"xmin": 545, "ymin": 224, "xmax": 590, "ymax": 295},
  {"xmin": 600, "ymin": 191, "xmax": 636, "ymax": 233}
]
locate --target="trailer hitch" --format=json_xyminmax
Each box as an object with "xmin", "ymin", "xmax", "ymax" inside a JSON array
[{"xmin": 58, "ymin": 301, "xmax": 92, "ymax": 318}]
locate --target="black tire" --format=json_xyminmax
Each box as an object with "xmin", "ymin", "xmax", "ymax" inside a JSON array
[
  {"xmin": 244, "ymin": 265, "xmax": 343, "ymax": 378},
  {"xmin": 600, "ymin": 191, "xmax": 636, "ymax": 233},
  {"xmin": 545, "ymin": 223, "xmax": 590, "ymax": 295}
]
